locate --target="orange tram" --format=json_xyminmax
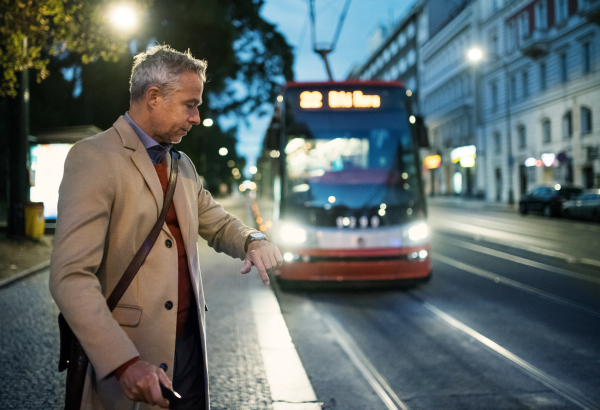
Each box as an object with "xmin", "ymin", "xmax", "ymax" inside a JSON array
[{"xmin": 265, "ymin": 81, "xmax": 431, "ymax": 286}]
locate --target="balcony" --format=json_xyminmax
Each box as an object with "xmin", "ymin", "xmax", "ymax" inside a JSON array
[
  {"xmin": 520, "ymin": 29, "xmax": 550, "ymax": 58},
  {"xmin": 579, "ymin": 0, "xmax": 600, "ymax": 25}
]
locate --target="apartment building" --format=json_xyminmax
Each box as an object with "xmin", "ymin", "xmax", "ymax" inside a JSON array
[
  {"xmin": 480, "ymin": 0, "xmax": 600, "ymax": 203},
  {"xmin": 419, "ymin": 0, "xmax": 482, "ymax": 197},
  {"xmin": 347, "ymin": 0, "xmax": 451, "ymax": 112}
]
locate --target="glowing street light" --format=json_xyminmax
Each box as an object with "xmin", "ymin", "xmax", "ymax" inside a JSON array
[
  {"xmin": 467, "ymin": 47, "xmax": 483, "ymax": 62},
  {"xmin": 109, "ymin": 4, "xmax": 139, "ymax": 32},
  {"xmin": 249, "ymin": 166, "xmax": 257, "ymax": 174},
  {"xmin": 219, "ymin": 147, "xmax": 228, "ymax": 156},
  {"xmin": 203, "ymin": 118, "xmax": 213, "ymax": 127}
]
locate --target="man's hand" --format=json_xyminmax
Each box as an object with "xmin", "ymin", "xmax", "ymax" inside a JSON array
[
  {"xmin": 118, "ymin": 360, "xmax": 172, "ymax": 408},
  {"xmin": 240, "ymin": 241, "xmax": 283, "ymax": 285}
]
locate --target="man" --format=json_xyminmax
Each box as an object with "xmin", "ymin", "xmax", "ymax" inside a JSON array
[{"xmin": 49, "ymin": 45, "xmax": 282, "ymax": 410}]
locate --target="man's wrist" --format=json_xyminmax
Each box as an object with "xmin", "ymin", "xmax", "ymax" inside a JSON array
[
  {"xmin": 115, "ymin": 356, "xmax": 140, "ymax": 381},
  {"xmin": 244, "ymin": 232, "xmax": 267, "ymax": 252}
]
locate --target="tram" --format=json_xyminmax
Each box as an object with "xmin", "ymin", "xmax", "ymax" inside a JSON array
[{"xmin": 263, "ymin": 81, "xmax": 431, "ymax": 285}]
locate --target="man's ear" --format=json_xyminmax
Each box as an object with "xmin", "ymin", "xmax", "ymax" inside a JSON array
[{"xmin": 146, "ymin": 86, "xmax": 160, "ymax": 108}]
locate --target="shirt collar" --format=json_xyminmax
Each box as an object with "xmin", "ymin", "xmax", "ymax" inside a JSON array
[{"xmin": 123, "ymin": 112, "xmax": 173, "ymax": 165}]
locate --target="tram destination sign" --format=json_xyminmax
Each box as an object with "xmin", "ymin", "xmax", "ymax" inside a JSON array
[
  {"xmin": 300, "ymin": 90, "xmax": 381, "ymax": 109},
  {"xmin": 288, "ymin": 85, "xmax": 405, "ymax": 112}
]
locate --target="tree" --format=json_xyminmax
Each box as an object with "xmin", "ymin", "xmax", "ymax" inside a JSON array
[
  {"xmin": 28, "ymin": 0, "xmax": 294, "ymax": 192},
  {"xmin": 0, "ymin": 0, "xmax": 152, "ymax": 97}
]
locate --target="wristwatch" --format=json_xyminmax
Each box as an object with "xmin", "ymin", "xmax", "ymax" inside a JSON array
[{"xmin": 245, "ymin": 232, "xmax": 267, "ymax": 252}]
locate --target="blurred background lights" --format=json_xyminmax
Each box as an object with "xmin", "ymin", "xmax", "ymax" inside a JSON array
[
  {"xmin": 203, "ymin": 118, "xmax": 213, "ymax": 127},
  {"xmin": 406, "ymin": 90, "xmax": 412, "ymax": 97},
  {"xmin": 227, "ymin": 160, "xmax": 235, "ymax": 167},
  {"xmin": 219, "ymin": 147, "xmax": 228, "ymax": 156},
  {"xmin": 249, "ymin": 166, "xmax": 257, "ymax": 174},
  {"xmin": 277, "ymin": 95, "xmax": 283, "ymax": 102},
  {"xmin": 467, "ymin": 47, "xmax": 483, "ymax": 61},
  {"xmin": 409, "ymin": 115, "xmax": 416, "ymax": 124},
  {"xmin": 109, "ymin": 4, "xmax": 138, "ymax": 31},
  {"xmin": 328, "ymin": 196, "xmax": 336, "ymax": 203}
]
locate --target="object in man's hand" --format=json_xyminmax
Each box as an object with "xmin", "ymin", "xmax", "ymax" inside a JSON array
[{"xmin": 160, "ymin": 383, "xmax": 182, "ymax": 408}]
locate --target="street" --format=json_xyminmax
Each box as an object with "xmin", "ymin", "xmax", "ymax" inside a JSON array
[
  {"xmin": 272, "ymin": 200, "xmax": 600, "ymax": 410},
  {"xmin": 1, "ymin": 199, "xmax": 599, "ymax": 409}
]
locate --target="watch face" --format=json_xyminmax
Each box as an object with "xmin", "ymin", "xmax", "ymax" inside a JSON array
[{"xmin": 250, "ymin": 233, "xmax": 267, "ymax": 240}]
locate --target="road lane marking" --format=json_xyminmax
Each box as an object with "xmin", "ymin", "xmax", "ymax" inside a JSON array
[
  {"xmin": 433, "ymin": 224, "xmax": 600, "ymax": 267},
  {"xmin": 435, "ymin": 236, "xmax": 600, "ymax": 285},
  {"xmin": 319, "ymin": 311, "xmax": 410, "ymax": 410},
  {"xmin": 250, "ymin": 284, "xmax": 322, "ymax": 409},
  {"xmin": 414, "ymin": 296, "xmax": 600, "ymax": 410},
  {"xmin": 432, "ymin": 254, "xmax": 600, "ymax": 318}
]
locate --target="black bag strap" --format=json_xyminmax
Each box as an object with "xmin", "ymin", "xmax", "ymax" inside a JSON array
[{"xmin": 105, "ymin": 149, "xmax": 179, "ymax": 311}]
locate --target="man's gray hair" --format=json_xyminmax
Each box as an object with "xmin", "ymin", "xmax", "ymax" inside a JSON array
[{"xmin": 130, "ymin": 45, "xmax": 207, "ymax": 103}]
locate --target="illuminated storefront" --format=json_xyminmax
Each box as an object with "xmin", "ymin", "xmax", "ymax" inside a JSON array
[{"xmin": 30, "ymin": 126, "xmax": 102, "ymax": 219}]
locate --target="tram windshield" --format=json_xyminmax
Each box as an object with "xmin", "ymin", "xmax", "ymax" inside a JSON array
[{"xmin": 282, "ymin": 87, "xmax": 422, "ymax": 228}]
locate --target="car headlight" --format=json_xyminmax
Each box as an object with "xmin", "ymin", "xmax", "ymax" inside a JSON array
[
  {"xmin": 407, "ymin": 222, "xmax": 429, "ymax": 241},
  {"xmin": 280, "ymin": 223, "xmax": 307, "ymax": 243}
]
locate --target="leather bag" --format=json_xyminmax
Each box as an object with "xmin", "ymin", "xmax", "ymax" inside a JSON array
[{"xmin": 58, "ymin": 150, "xmax": 179, "ymax": 410}]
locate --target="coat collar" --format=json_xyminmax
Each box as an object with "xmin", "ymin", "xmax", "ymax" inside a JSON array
[
  {"xmin": 113, "ymin": 117, "xmax": 191, "ymax": 247},
  {"xmin": 113, "ymin": 116, "xmax": 164, "ymax": 218}
]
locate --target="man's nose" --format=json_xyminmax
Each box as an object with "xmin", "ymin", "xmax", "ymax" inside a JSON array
[{"xmin": 190, "ymin": 107, "xmax": 200, "ymax": 125}]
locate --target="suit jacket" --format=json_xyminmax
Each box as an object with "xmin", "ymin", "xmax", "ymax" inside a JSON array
[{"xmin": 49, "ymin": 116, "xmax": 256, "ymax": 410}]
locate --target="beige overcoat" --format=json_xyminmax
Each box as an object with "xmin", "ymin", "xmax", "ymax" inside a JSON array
[{"xmin": 49, "ymin": 116, "xmax": 256, "ymax": 410}]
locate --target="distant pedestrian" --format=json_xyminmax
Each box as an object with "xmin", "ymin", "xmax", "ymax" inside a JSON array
[{"xmin": 50, "ymin": 45, "xmax": 282, "ymax": 410}]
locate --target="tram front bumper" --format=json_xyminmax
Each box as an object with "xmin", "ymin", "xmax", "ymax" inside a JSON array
[{"xmin": 275, "ymin": 245, "xmax": 431, "ymax": 282}]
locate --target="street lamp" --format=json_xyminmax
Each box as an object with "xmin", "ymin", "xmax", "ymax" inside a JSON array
[
  {"xmin": 109, "ymin": 4, "xmax": 139, "ymax": 32},
  {"xmin": 467, "ymin": 47, "xmax": 483, "ymax": 62}
]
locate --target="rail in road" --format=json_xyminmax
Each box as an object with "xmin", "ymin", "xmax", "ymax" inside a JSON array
[{"xmin": 266, "ymin": 201, "xmax": 600, "ymax": 410}]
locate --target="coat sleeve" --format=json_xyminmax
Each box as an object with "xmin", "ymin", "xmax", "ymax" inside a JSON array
[
  {"xmin": 49, "ymin": 140, "xmax": 139, "ymax": 380},
  {"xmin": 188, "ymin": 155, "xmax": 258, "ymax": 261}
]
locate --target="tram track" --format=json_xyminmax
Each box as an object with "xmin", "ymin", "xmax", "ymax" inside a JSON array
[
  {"xmin": 431, "ymin": 253, "xmax": 600, "ymax": 319},
  {"xmin": 299, "ymin": 290, "xmax": 600, "ymax": 410}
]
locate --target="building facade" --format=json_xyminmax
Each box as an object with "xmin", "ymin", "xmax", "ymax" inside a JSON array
[
  {"xmin": 347, "ymin": 0, "xmax": 450, "ymax": 112},
  {"xmin": 419, "ymin": 0, "xmax": 482, "ymax": 198},
  {"xmin": 480, "ymin": 0, "xmax": 600, "ymax": 203}
]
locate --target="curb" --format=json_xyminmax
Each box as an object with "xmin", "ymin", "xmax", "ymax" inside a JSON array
[{"xmin": 0, "ymin": 260, "xmax": 51, "ymax": 289}]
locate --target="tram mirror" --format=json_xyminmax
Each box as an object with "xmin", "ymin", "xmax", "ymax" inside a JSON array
[{"xmin": 413, "ymin": 116, "xmax": 429, "ymax": 148}]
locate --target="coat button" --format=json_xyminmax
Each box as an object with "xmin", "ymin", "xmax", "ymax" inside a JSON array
[
  {"xmin": 159, "ymin": 363, "xmax": 168, "ymax": 372},
  {"xmin": 165, "ymin": 239, "xmax": 172, "ymax": 248},
  {"xmin": 165, "ymin": 301, "xmax": 173, "ymax": 310}
]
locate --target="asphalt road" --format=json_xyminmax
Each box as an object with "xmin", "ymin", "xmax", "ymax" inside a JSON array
[{"xmin": 273, "ymin": 203, "xmax": 600, "ymax": 410}]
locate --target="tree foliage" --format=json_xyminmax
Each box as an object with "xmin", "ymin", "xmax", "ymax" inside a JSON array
[
  {"xmin": 0, "ymin": 0, "xmax": 152, "ymax": 97},
  {"xmin": 25, "ymin": 0, "xmax": 293, "ymax": 191}
]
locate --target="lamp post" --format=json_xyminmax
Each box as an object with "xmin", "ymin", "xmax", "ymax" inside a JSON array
[
  {"xmin": 466, "ymin": 47, "xmax": 483, "ymax": 198},
  {"xmin": 467, "ymin": 46, "xmax": 514, "ymax": 204},
  {"xmin": 6, "ymin": 37, "xmax": 30, "ymax": 239}
]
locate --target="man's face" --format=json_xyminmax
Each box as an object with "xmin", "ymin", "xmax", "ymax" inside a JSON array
[{"xmin": 151, "ymin": 71, "xmax": 203, "ymax": 144}]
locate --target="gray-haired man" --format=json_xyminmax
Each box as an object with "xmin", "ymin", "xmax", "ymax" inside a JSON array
[{"xmin": 50, "ymin": 45, "xmax": 282, "ymax": 410}]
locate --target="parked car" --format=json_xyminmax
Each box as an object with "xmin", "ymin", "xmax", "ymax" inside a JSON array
[
  {"xmin": 562, "ymin": 189, "xmax": 600, "ymax": 222},
  {"xmin": 519, "ymin": 184, "xmax": 584, "ymax": 217}
]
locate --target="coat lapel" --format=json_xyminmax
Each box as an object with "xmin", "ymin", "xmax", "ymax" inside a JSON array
[
  {"xmin": 166, "ymin": 152, "xmax": 192, "ymax": 257},
  {"xmin": 113, "ymin": 116, "xmax": 163, "ymax": 218}
]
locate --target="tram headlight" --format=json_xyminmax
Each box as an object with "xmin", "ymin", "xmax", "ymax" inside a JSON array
[
  {"xmin": 407, "ymin": 222, "xmax": 429, "ymax": 241},
  {"xmin": 280, "ymin": 223, "xmax": 307, "ymax": 243}
]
